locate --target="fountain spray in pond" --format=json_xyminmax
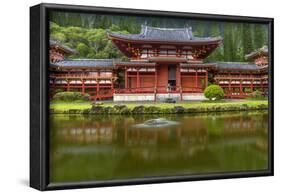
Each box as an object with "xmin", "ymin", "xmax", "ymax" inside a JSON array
[{"xmin": 133, "ymin": 118, "xmax": 179, "ymax": 128}]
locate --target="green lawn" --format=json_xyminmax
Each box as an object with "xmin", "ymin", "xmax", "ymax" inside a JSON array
[{"xmin": 50, "ymin": 100, "xmax": 268, "ymax": 111}]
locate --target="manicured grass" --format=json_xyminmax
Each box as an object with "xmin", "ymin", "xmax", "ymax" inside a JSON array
[
  {"xmin": 50, "ymin": 101, "xmax": 92, "ymax": 111},
  {"xmin": 50, "ymin": 100, "xmax": 268, "ymax": 112}
]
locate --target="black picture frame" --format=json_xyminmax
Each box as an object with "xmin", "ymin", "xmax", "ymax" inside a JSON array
[{"xmin": 30, "ymin": 3, "xmax": 274, "ymax": 191}]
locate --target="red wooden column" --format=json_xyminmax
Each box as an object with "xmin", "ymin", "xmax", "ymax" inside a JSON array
[
  {"xmin": 154, "ymin": 66, "xmax": 158, "ymax": 87},
  {"xmin": 205, "ymin": 70, "xmax": 208, "ymax": 88},
  {"xmin": 97, "ymin": 70, "xmax": 100, "ymax": 100},
  {"xmin": 228, "ymin": 79, "xmax": 231, "ymax": 98},
  {"xmin": 195, "ymin": 69, "xmax": 198, "ymax": 88},
  {"xmin": 250, "ymin": 73, "xmax": 254, "ymax": 92},
  {"xmin": 260, "ymin": 78, "xmax": 263, "ymax": 92},
  {"xmin": 52, "ymin": 79, "xmax": 56, "ymax": 90},
  {"xmin": 137, "ymin": 67, "xmax": 140, "ymax": 91},
  {"xmin": 177, "ymin": 64, "xmax": 182, "ymax": 101},
  {"xmin": 239, "ymin": 77, "xmax": 243, "ymax": 96},
  {"xmin": 154, "ymin": 65, "xmax": 158, "ymax": 102},
  {"xmin": 82, "ymin": 79, "xmax": 85, "ymax": 94},
  {"xmin": 67, "ymin": 71, "xmax": 70, "ymax": 92},
  {"xmin": 124, "ymin": 67, "xmax": 128, "ymax": 90},
  {"xmin": 96, "ymin": 80, "xmax": 100, "ymax": 100},
  {"xmin": 111, "ymin": 78, "xmax": 114, "ymax": 95},
  {"xmin": 67, "ymin": 79, "xmax": 70, "ymax": 92},
  {"xmin": 228, "ymin": 73, "xmax": 232, "ymax": 98}
]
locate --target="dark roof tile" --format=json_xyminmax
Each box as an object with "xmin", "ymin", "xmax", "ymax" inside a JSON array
[
  {"xmin": 52, "ymin": 59, "xmax": 115, "ymax": 68},
  {"xmin": 108, "ymin": 25, "xmax": 222, "ymax": 43},
  {"xmin": 245, "ymin": 46, "xmax": 268, "ymax": 59},
  {"xmin": 50, "ymin": 40, "xmax": 76, "ymax": 54},
  {"xmin": 215, "ymin": 62, "xmax": 264, "ymax": 71}
]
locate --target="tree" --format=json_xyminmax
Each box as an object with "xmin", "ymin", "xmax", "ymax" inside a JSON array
[
  {"xmin": 204, "ymin": 85, "xmax": 225, "ymax": 100},
  {"xmin": 254, "ymin": 24, "xmax": 266, "ymax": 49},
  {"xmin": 76, "ymin": 43, "xmax": 89, "ymax": 57},
  {"xmin": 49, "ymin": 14, "xmax": 268, "ymax": 61},
  {"xmin": 206, "ymin": 22, "xmax": 224, "ymax": 62},
  {"xmin": 242, "ymin": 23, "xmax": 254, "ymax": 56}
]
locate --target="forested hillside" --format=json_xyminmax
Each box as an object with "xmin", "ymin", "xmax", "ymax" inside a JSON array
[{"xmin": 50, "ymin": 11, "xmax": 268, "ymax": 62}]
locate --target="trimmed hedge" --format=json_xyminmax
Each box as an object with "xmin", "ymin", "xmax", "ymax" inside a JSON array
[
  {"xmin": 204, "ymin": 85, "xmax": 224, "ymax": 100},
  {"xmin": 50, "ymin": 104, "xmax": 268, "ymax": 114},
  {"xmin": 52, "ymin": 92, "xmax": 90, "ymax": 102},
  {"xmin": 250, "ymin": 90, "xmax": 264, "ymax": 99}
]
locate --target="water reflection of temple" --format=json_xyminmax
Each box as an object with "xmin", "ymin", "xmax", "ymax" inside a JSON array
[
  {"xmin": 51, "ymin": 113, "xmax": 268, "ymax": 152},
  {"xmin": 50, "ymin": 113, "xmax": 268, "ymax": 182}
]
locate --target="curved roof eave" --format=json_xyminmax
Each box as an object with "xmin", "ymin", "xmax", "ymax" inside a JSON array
[{"xmin": 108, "ymin": 32, "xmax": 222, "ymax": 45}]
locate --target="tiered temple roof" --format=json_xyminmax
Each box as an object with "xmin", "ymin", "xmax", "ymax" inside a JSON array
[
  {"xmin": 51, "ymin": 59, "xmax": 115, "ymax": 69},
  {"xmin": 50, "ymin": 40, "xmax": 76, "ymax": 55},
  {"xmin": 108, "ymin": 25, "xmax": 223, "ymax": 59},
  {"xmin": 245, "ymin": 46, "xmax": 268, "ymax": 60},
  {"xmin": 50, "ymin": 59, "xmax": 265, "ymax": 72},
  {"xmin": 108, "ymin": 25, "xmax": 222, "ymax": 43},
  {"xmin": 215, "ymin": 62, "xmax": 265, "ymax": 71},
  {"xmin": 180, "ymin": 62, "xmax": 266, "ymax": 72}
]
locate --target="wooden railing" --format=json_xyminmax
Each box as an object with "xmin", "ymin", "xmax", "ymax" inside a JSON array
[
  {"xmin": 49, "ymin": 73, "xmax": 114, "ymax": 79},
  {"xmin": 88, "ymin": 90, "xmax": 114, "ymax": 100},
  {"xmin": 214, "ymin": 75, "xmax": 268, "ymax": 80},
  {"xmin": 114, "ymin": 86, "xmax": 203, "ymax": 94},
  {"xmin": 224, "ymin": 92, "xmax": 250, "ymax": 98}
]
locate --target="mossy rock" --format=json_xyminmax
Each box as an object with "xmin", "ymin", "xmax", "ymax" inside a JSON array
[
  {"xmin": 91, "ymin": 106, "xmax": 104, "ymax": 114},
  {"xmin": 145, "ymin": 106, "xmax": 161, "ymax": 114},
  {"xmin": 52, "ymin": 109, "xmax": 65, "ymax": 114},
  {"xmin": 49, "ymin": 109, "xmax": 55, "ymax": 114},
  {"xmin": 69, "ymin": 109, "xmax": 80, "ymax": 114},
  {"xmin": 120, "ymin": 107, "xmax": 131, "ymax": 114},
  {"xmin": 103, "ymin": 106, "xmax": 117, "ymax": 114},
  {"xmin": 258, "ymin": 104, "xmax": 267, "ymax": 109},
  {"xmin": 162, "ymin": 108, "xmax": 174, "ymax": 114},
  {"xmin": 113, "ymin": 104, "xmax": 127, "ymax": 111},
  {"xmin": 186, "ymin": 108, "xmax": 198, "ymax": 113},
  {"xmin": 82, "ymin": 109, "xmax": 91, "ymax": 114},
  {"xmin": 173, "ymin": 106, "xmax": 185, "ymax": 114},
  {"xmin": 214, "ymin": 106, "xmax": 222, "ymax": 112},
  {"xmin": 132, "ymin": 105, "xmax": 145, "ymax": 114}
]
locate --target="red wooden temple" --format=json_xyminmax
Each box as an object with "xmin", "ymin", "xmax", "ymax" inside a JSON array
[{"xmin": 49, "ymin": 26, "xmax": 269, "ymax": 101}]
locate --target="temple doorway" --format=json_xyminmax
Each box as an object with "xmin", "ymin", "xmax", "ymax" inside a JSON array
[{"xmin": 168, "ymin": 65, "xmax": 176, "ymax": 91}]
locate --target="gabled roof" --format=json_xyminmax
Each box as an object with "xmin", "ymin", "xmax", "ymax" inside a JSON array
[
  {"xmin": 50, "ymin": 40, "xmax": 76, "ymax": 54},
  {"xmin": 115, "ymin": 61, "xmax": 156, "ymax": 67},
  {"xmin": 215, "ymin": 62, "xmax": 266, "ymax": 71},
  {"xmin": 108, "ymin": 25, "xmax": 222, "ymax": 43},
  {"xmin": 51, "ymin": 59, "xmax": 115, "ymax": 68},
  {"xmin": 245, "ymin": 46, "xmax": 268, "ymax": 60}
]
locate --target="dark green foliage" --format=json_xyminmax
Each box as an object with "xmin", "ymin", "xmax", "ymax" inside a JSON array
[
  {"xmin": 76, "ymin": 43, "xmax": 89, "ymax": 57},
  {"xmin": 50, "ymin": 12, "xmax": 268, "ymax": 62},
  {"xmin": 173, "ymin": 106, "xmax": 185, "ymax": 114},
  {"xmin": 132, "ymin": 105, "xmax": 145, "ymax": 114},
  {"xmin": 254, "ymin": 24, "xmax": 266, "ymax": 49},
  {"xmin": 52, "ymin": 92, "xmax": 90, "ymax": 102},
  {"xmin": 50, "ymin": 22, "xmax": 128, "ymax": 60},
  {"xmin": 223, "ymin": 22, "xmax": 235, "ymax": 61},
  {"xmin": 204, "ymin": 85, "xmax": 225, "ymax": 100},
  {"xmin": 242, "ymin": 23, "xmax": 254, "ymax": 57},
  {"xmin": 53, "ymin": 89, "xmax": 64, "ymax": 94},
  {"xmin": 250, "ymin": 90, "xmax": 264, "ymax": 99}
]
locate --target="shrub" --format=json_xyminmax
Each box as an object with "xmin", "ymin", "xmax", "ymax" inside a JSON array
[
  {"xmin": 250, "ymin": 90, "xmax": 263, "ymax": 99},
  {"xmin": 52, "ymin": 92, "xmax": 90, "ymax": 102},
  {"xmin": 204, "ymin": 85, "xmax": 224, "ymax": 100},
  {"xmin": 54, "ymin": 89, "xmax": 64, "ymax": 94}
]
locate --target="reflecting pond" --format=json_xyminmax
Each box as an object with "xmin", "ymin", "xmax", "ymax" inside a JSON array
[{"xmin": 49, "ymin": 111, "xmax": 268, "ymax": 183}]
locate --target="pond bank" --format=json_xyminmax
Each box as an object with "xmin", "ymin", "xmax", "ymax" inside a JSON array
[{"xmin": 50, "ymin": 100, "xmax": 268, "ymax": 115}]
